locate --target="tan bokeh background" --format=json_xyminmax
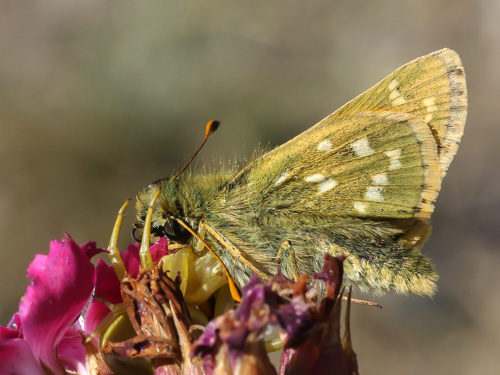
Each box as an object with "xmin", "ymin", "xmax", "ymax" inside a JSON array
[{"xmin": 1, "ymin": 1, "xmax": 498, "ymax": 373}]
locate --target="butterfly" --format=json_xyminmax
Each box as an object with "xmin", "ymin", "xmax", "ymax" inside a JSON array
[{"xmin": 134, "ymin": 48, "xmax": 467, "ymax": 300}]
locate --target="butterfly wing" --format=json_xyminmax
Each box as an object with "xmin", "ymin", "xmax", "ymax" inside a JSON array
[{"xmin": 208, "ymin": 49, "xmax": 467, "ymax": 295}]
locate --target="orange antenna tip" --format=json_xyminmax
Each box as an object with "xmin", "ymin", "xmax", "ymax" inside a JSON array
[{"xmin": 206, "ymin": 120, "xmax": 220, "ymax": 137}]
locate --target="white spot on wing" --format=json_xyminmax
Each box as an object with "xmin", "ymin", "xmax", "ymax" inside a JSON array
[
  {"xmin": 392, "ymin": 96, "xmax": 407, "ymax": 106},
  {"xmin": 388, "ymin": 79, "xmax": 399, "ymax": 91},
  {"xmin": 365, "ymin": 186, "xmax": 384, "ymax": 202},
  {"xmin": 385, "ymin": 149, "xmax": 402, "ymax": 170},
  {"xmin": 351, "ymin": 138, "xmax": 375, "ymax": 157},
  {"xmin": 372, "ymin": 173, "xmax": 388, "ymax": 185},
  {"xmin": 388, "ymin": 79, "xmax": 407, "ymax": 105},
  {"xmin": 317, "ymin": 139, "xmax": 332, "ymax": 151},
  {"xmin": 423, "ymin": 97, "xmax": 438, "ymax": 124},
  {"xmin": 274, "ymin": 171, "xmax": 290, "ymax": 186},
  {"xmin": 423, "ymin": 97, "xmax": 437, "ymax": 109},
  {"xmin": 354, "ymin": 202, "xmax": 368, "ymax": 214},
  {"xmin": 305, "ymin": 174, "xmax": 326, "ymax": 183},
  {"xmin": 318, "ymin": 178, "xmax": 337, "ymax": 194},
  {"xmin": 389, "ymin": 90, "xmax": 401, "ymax": 100}
]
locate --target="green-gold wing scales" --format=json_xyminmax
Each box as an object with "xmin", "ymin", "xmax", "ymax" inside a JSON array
[{"xmin": 205, "ymin": 49, "xmax": 467, "ymax": 295}]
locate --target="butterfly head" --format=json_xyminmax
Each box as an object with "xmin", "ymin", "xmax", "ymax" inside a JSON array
[
  {"xmin": 133, "ymin": 177, "xmax": 193, "ymax": 244},
  {"xmin": 133, "ymin": 120, "xmax": 221, "ymax": 244}
]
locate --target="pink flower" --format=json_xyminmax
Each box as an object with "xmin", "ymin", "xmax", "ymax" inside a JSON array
[{"xmin": 0, "ymin": 236, "xmax": 102, "ymax": 375}]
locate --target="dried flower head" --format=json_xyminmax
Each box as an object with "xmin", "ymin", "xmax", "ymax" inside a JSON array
[{"xmin": 1, "ymin": 198, "xmax": 359, "ymax": 375}]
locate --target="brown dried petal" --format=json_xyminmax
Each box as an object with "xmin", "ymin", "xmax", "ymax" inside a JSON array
[
  {"xmin": 102, "ymin": 334, "xmax": 179, "ymax": 359},
  {"xmin": 83, "ymin": 336, "xmax": 112, "ymax": 375},
  {"xmin": 120, "ymin": 265, "xmax": 191, "ymax": 342},
  {"xmin": 103, "ymin": 264, "xmax": 201, "ymax": 373}
]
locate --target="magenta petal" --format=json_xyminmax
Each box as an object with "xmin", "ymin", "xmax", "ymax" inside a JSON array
[
  {"xmin": 0, "ymin": 338, "xmax": 44, "ymax": 375},
  {"xmin": 0, "ymin": 325, "xmax": 20, "ymax": 340},
  {"xmin": 57, "ymin": 328, "xmax": 88, "ymax": 375},
  {"xmin": 84, "ymin": 300, "xmax": 110, "ymax": 335},
  {"xmin": 122, "ymin": 243, "xmax": 141, "ymax": 277},
  {"xmin": 149, "ymin": 236, "xmax": 169, "ymax": 261},
  {"xmin": 83, "ymin": 259, "xmax": 122, "ymax": 334},
  {"xmin": 94, "ymin": 259, "xmax": 122, "ymax": 305},
  {"xmin": 19, "ymin": 236, "xmax": 95, "ymax": 374},
  {"xmin": 7, "ymin": 313, "xmax": 22, "ymax": 330},
  {"xmin": 78, "ymin": 239, "xmax": 107, "ymax": 260}
]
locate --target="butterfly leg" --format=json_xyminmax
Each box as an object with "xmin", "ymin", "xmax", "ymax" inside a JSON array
[
  {"xmin": 200, "ymin": 221, "xmax": 268, "ymax": 280},
  {"xmin": 192, "ymin": 223, "xmax": 207, "ymax": 254},
  {"xmin": 107, "ymin": 200, "xmax": 130, "ymax": 280},
  {"xmin": 275, "ymin": 240, "xmax": 300, "ymax": 281}
]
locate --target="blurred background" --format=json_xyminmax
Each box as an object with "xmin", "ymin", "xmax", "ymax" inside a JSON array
[{"xmin": 0, "ymin": 0, "xmax": 498, "ymax": 373}]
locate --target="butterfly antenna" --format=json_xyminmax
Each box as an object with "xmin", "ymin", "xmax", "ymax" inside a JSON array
[{"xmin": 172, "ymin": 120, "xmax": 220, "ymax": 180}]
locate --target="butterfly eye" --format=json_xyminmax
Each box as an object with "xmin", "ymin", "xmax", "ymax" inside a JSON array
[
  {"xmin": 131, "ymin": 226, "xmax": 143, "ymax": 242},
  {"xmin": 162, "ymin": 219, "xmax": 192, "ymax": 243},
  {"xmin": 132, "ymin": 224, "xmax": 167, "ymax": 242}
]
